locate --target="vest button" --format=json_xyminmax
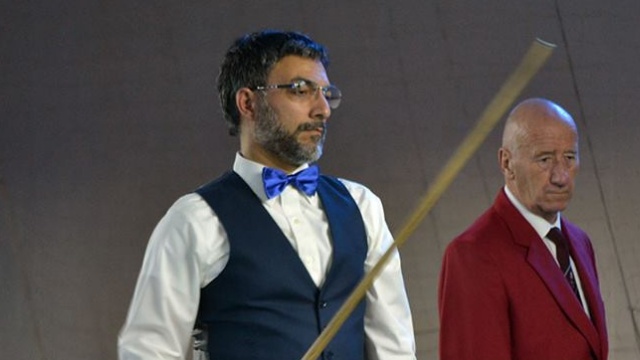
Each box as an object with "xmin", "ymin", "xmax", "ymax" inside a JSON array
[{"xmin": 320, "ymin": 301, "xmax": 328, "ymax": 308}]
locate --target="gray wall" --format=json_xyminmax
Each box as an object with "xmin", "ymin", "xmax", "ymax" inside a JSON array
[{"xmin": 1, "ymin": 1, "xmax": 639, "ymax": 359}]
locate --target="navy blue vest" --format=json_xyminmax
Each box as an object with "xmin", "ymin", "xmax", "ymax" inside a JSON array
[{"xmin": 195, "ymin": 171, "xmax": 368, "ymax": 360}]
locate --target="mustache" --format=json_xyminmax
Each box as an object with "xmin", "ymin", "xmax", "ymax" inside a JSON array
[{"xmin": 297, "ymin": 121, "xmax": 326, "ymax": 132}]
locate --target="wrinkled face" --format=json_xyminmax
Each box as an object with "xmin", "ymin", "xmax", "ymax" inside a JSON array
[
  {"xmin": 503, "ymin": 120, "xmax": 579, "ymax": 222},
  {"xmin": 253, "ymin": 56, "xmax": 332, "ymax": 167}
]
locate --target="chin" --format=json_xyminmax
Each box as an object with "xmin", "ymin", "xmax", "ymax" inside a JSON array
[
  {"xmin": 303, "ymin": 142, "xmax": 323, "ymax": 160},
  {"xmin": 308, "ymin": 150, "xmax": 322, "ymax": 163},
  {"xmin": 542, "ymin": 204, "xmax": 568, "ymax": 216}
]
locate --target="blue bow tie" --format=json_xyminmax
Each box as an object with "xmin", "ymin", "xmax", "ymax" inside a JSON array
[{"xmin": 262, "ymin": 165, "xmax": 319, "ymax": 199}]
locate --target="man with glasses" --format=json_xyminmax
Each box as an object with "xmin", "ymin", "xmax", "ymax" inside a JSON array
[{"xmin": 118, "ymin": 30, "xmax": 416, "ymax": 360}]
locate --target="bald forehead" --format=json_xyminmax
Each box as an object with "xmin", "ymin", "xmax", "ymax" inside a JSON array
[
  {"xmin": 511, "ymin": 99, "xmax": 574, "ymax": 125},
  {"xmin": 502, "ymin": 99, "xmax": 577, "ymax": 147}
]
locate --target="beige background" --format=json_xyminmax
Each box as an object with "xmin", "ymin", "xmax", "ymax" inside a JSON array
[{"xmin": 1, "ymin": 1, "xmax": 639, "ymax": 359}]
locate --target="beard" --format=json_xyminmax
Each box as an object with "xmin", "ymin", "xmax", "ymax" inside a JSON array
[{"xmin": 253, "ymin": 97, "xmax": 326, "ymax": 166}]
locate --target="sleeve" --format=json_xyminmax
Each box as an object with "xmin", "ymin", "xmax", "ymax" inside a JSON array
[
  {"xmin": 342, "ymin": 180, "xmax": 417, "ymax": 360},
  {"xmin": 117, "ymin": 195, "xmax": 228, "ymax": 360},
  {"xmin": 437, "ymin": 237, "xmax": 511, "ymax": 360}
]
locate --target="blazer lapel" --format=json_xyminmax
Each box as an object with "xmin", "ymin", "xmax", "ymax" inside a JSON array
[
  {"xmin": 563, "ymin": 222, "xmax": 608, "ymax": 359},
  {"xmin": 494, "ymin": 191, "xmax": 602, "ymax": 358},
  {"xmin": 526, "ymin": 234, "xmax": 602, "ymax": 357}
]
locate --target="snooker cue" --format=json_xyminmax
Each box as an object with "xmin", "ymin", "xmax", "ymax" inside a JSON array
[{"xmin": 301, "ymin": 38, "xmax": 556, "ymax": 360}]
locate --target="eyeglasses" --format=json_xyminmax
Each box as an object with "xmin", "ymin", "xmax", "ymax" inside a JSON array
[{"xmin": 253, "ymin": 80, "xmax": 342, "ymax": 109}]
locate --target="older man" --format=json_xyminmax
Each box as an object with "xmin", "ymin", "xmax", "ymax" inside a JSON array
[{"xmin": 438, "ymin": 98, "xmax": 608, "ymax": 360}]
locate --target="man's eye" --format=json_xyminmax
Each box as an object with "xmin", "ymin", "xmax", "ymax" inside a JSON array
[
  {"xmin": 537, "ymin": 157, "xmax": 552, "ymax": 166},
  {"xmin": 290, "ymin": 82, "xmax": 311, "ymax": 95},
  {"xmin": 291, "ymin": 87, "xmax": 309, "ymax": 95}
]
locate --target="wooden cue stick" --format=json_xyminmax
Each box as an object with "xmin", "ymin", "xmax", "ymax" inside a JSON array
[{"xmin": 301, "ymin": 38, "xmax": 556, "ymax": 360}]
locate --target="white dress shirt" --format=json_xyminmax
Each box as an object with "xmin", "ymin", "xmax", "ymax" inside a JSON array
[
  {"xmin": 503, "ymin": 186, "xmax": 590, "ymax": 316},
  {"xmin": 118, "ymin": 153, "xmax": 416, "ymax": 359}
]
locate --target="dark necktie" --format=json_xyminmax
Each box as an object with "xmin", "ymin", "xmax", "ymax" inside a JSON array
[
  {"xmin": 547, "ymin": 227, "xmax": 583, "ymax": 306},
  {"xmin": 262, "ymin": 165, "xmax": 319, "ymax": 199}
]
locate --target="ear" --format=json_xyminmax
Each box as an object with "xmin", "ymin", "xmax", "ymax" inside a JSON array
[
  {"xmin": 235, "ymin": 87, "xmax": 258, "ymax": 120},
  {"xmin": 498, "ymin": 147, "xmax": 514, "ymax": 179}
]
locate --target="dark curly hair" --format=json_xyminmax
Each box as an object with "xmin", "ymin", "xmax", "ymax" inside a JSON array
[{"xmin": 217, "ymin": 30, "xmax": 330, "ymax": 136}]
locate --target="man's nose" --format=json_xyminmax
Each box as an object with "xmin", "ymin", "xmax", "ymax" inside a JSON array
[
  {"xmin": 310, "ymin": 90, "xmax": 331, "ymax": 120},
  {"xmin": 550, "ymin": 162, "xmax": 571, "ymax": 186}
]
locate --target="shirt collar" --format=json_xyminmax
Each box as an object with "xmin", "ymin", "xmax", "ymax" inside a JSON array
[
  {"xmin": 232, "ymin": 152, "xmax": 310, "ymax": 202},
  {"xmin": 503, "ymin": 186, "xmax": 561, "ymax": 239}
]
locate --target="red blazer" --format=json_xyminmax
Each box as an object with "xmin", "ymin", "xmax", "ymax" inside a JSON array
[{"xmin": 438, "ymin": 189, "xmax": 608, "ymax": 360}]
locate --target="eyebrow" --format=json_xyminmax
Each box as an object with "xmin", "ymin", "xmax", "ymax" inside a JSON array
[
  {"xmin": 289, "ymin": 76, "xmax": 330, "ymax": 87},
  {"xmin": 533, "ymin": 149, "xmax": 577, "ymax": 157}
]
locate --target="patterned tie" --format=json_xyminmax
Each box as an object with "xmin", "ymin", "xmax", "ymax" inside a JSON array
[
  {"xmin": 262, "ymin": 165, "xmax": 319, "ymax": 199},
  {"xmin": 547, "ymin": 227, "xmax": 583, "ymax": 305}
]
